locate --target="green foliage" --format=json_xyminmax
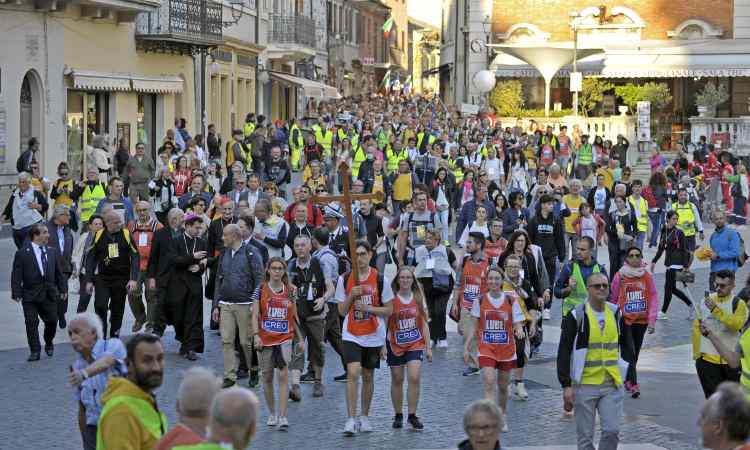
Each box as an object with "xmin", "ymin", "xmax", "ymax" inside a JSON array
[
  {"xmin": 615, "ymin": 82, "xmax": 673, "ymax": 111},
  {"xmin": 488, "ymin": 80, "xmax": 525, "ymax": 117},
  {"xmin": 516, "ymin": 108, "xmax": 575, "ymax": 118},
  {"xmin": 695, "ymin": 82, "xmax": 729, "ymax": 109},
  {"xmin": 578, "ymin": 78, "xmax": 613, "ymax": 117}
]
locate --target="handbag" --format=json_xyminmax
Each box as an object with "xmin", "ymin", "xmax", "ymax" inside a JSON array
[
  {"xmin": 674, "ymin": 270, "xmax": 695, "ymax": 284},
  {"xmin": 383, "ymin": 241, "xmax": 398, "ymax": 284},
  {"xmin": 432, "ymin": 271, "xmax": 452, "ymax": 293}
]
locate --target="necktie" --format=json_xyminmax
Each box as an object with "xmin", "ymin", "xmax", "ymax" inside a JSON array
[
  {"xmin": 40, "ymin": 247, "xmax": 48, "ymax": 277},
  {"xmin": 58, "ymin": 229, "xmax": 65, "ymax": 253}
]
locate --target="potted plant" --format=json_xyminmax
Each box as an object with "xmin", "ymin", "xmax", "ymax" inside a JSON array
[{"xmin": 695, "ymin": 82, "xmax": 728, "ymax": 117}]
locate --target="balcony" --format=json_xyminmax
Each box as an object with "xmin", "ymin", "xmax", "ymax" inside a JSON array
[
  {"xmin": 266, "ymin": 13, "xmax": 317, "ymax": 60},
  {"xmin": 135, "ymin": 0, "xmax": 223, "ymax": 54}
]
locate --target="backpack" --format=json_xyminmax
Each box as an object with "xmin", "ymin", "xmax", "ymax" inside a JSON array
[
  {"xmin": 739, "ymin": 234, "xmax": 748, "ymax": 267},
  {"xmin": 406, "ymin": 211, "xmax": 437, "ymax": 249}
]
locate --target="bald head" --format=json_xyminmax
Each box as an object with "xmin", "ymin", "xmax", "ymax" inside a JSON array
[
  {"xmin": 177, "ymin": 367, "xmax": 220, "ymax": 419},
  {"xmin": 208, "ymin": 387, "xmax": 259, "ymax": 449}
]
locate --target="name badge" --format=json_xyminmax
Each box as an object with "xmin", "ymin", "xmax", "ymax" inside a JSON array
[
  {"xmin": 138, "ymin": 233, "xmax": 148, "ymax": 247},
  {"xmin": 108, "ymin": 243, "xmax": 119, "ymax": 259}
]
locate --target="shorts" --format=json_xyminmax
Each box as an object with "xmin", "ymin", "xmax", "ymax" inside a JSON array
[
  {"xmin": 478, "ymin": 357, "xmax": 517, "ymax": 371},
  {"xmin": 259, "ymin": 341, "xmax": 293, "ymax": 371},
  {"xmin": 385, "ymin": 341, "xmax": 424, "ymax": 367},
  {"xmin": 342, "ymin": 340, "xmax": 381, "ymax": 370}
]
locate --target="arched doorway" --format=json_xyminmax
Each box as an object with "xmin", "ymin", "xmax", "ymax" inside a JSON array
[{"xmin": 19, "ymin": 70, "xmax": 43, "ymax": 154}]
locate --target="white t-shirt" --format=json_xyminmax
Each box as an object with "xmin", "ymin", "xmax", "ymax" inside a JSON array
[
  {"xmin": 579, "ymin": 215, "xmax": 598, "ymax": 241},
  {"xmin": 335, "ymin": 269, "xmax": 394, "ymax": 347}
]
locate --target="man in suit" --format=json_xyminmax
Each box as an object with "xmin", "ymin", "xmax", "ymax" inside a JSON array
[
  {"xmin": 47, "ymin": 205, "xmax": 74, "ymax": 329},
  {"xmin": 146, "ymin": 207, "xmax": 184, "ymax": 337},
  {"xmin": 12, "ymin": 223, "xmax": 67, "ymax": 361}
]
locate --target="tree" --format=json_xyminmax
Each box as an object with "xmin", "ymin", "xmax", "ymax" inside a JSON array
[
  {"xmin": 489, "ymin": 80, "xmax": 524, "ymax": 117},
  {"xmin": 578, "ymin": 78, "xmax": 613, "ymax": 117},
  {"xmin": 615, "ymin": 82, "xmax": 673, "ymax": 111}
]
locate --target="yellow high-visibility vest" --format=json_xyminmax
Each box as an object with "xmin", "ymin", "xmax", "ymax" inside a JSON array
[
  {"xmin": 628, "ymin": 196, "xmax": 648, "ymax": 233},
  {"xmin": 580, "ymin": 303, "xmax": 622, "ymax": 386}
]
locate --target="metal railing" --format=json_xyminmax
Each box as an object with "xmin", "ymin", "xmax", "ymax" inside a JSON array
[
  {"xmin": 136, "ymin": 0, "xmax": 223, "ymax": 44},
  {"xmin": 268, "ymin": 13, "xmax": 316, "ymax": 48}
]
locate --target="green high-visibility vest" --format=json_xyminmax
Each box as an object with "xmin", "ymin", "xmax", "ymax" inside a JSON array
[
  {"xmin": 351, "ymin": 147, "xmax": 367, "ymax": 178},
  {"xmin": 562, "ymin": 263, "xmax": 600, "ymax": 316},
  {"xmin": 289, "ymin": 124, "xmax": 303, "ymax": 151},
  {"xmin": 243, "ymin": 122, "xmax": 255, "ymax": 139},
  {"xmin": 79, "ymin": 182, "xmax": 107, "ymax": 223},
  {"xmin": 577, "ymin": 143, "xmax": 593, "ymax": 166},
  {"xmin": 96, "ymin": 394, "xmax": 167, "ymax": 450},
  {"xmin": 385, "ymin": 146, "xmax": 408, "ymax": 174}
]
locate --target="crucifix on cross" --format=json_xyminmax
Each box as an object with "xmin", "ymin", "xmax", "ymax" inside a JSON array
[{"xmin": 311, "ymin": 161, "xmax": 384, "ymax": 282}]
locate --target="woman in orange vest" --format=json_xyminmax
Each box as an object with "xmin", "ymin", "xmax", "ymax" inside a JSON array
[
  {"xmin": 464, "ymin": 266, "xmax": 526, "ymax": 433},
  {"xmin": 252, "ymin": 256, "xmax": 304, "ymax": 430},
  {"xmin": 386, "ymin": 266, "xmax": 432, "ymax": 431},
  {"xmin": 609, "ymin": 245, "xmax": 658, "ymax": 399}
]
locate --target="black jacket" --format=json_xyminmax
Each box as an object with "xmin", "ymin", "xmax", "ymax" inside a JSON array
[
  {"xmin": 652, "ymin": 226, "xmax": 691, "ymax": 268},
  {"xmin": 147, "ymin": 226, "xmax": 178, "ymax": 287},
  {"xmin": 527, "ymin": 212, "xmax": 565, "ymax": 262},
  {"xmin": 264, "ymin": 159, "xmax": 291, "ymax": 186},
  {"xmin": 46, "ymin": 222, "xmax": 74, "ymax": 275},
  {"xmin": 16, "ymin": 149, "xmax": 34, "ymax": 173},
  {"xmin": 168, "ymin": 233, "xmax": 207, "ymax": 295},
  {"xmin": 12, "ymin": 242, "xmax": 67, "ymax": 302},
  {"xmin": 85, "ymin": 229, "xmax": 139, "ymax": 282}
]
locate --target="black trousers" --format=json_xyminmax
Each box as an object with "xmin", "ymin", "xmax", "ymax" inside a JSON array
[
  {"xmin": 696, "ymin": 358, "xmax": 740, "ymax": 398},
  {"xmin": 543, "ymin": 256, "xmax": 558, "ymax": 307},
  {"xmin": 607, "ymin": 241, "xmax": 624, "ymax": 278},
  {"xmin": 22, "ymin": 299, "xmax": 57, "ymax": 353},
  {"xmin": 151, "ymin": 286, "xmax": 169, "ymax": 334},
  {"xmin": 424, "ymin": 283, "xmax": 450, "ymax": 341},
  {"xmin": 168, "ymin": 289, "xmax": 204, "ymax": 353},
  {"xmin": 663, "ymin": 268, "xmax": 692, "ymax": 313},
  {"xmin": 324, "ymin": 303, "xmax": 346, "ymax": 371},
  {"xmin": 94, "ymin": 279, "xmax": 128, "ymax": 338},
  {"xmin": 621, "ymin": 323, "xmax": 648, "ymax": 384},
  {"xmin": 77, "ymin": 274, "xmax": 92, "ymax": 313},
  {"xmin": 57, "ymin": 274, "xmax": 71, "ymax": 322}
]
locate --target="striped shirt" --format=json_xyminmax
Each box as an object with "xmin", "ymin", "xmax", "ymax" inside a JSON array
[{"xmin": 72, "ymin": 338, "xmax": 127, "ymax": 425}]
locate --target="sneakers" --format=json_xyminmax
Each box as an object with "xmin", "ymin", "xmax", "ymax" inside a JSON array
[
  {"xmin": 289, "ymin": 384, "xmax": 302, "ymax": 402},
  {"xmin": 687, "ymin": 308, "xmax": 696, "ymax": 321},
  {"xmin": 624, "ymin": 381, "xmax": 633, "ymax": 393},
  {"xmin": 267, "ymin": 415, "xmax": 278, "ymax": 427},
  {"xmin": 542, "ymin": 309, "xmax": 551, "ymax": 320},
  {"xmin": 221, "ymin": 378, "xmax": 235, "ymax": 389},
  {"xmin": 630, "ymin": 383, "xmax": 641, "ymax": 399},
  {"xmin": 334, "ymin": 373, "xmax": 348, "ymax": 382},
  {"xmin": 392, "ymin": 413, "xmax": 403, "ymax": 429},
  {"xmin": 514, "ymin": 382, "xmax": 529, "ymax": 401},
  {"xmin": 278, "ymin": 416, "xmax": 289, "ymax": 430},
  {"xmin": 358, "ymin": 416, "xmax": 373, "ymax": 433},
  {"xmin": 300, "ymin": 371, "xmax": 316, "ymax": 383},
  {"xmin": 501, "ymin": 413, "xmax": 509, "ymax": 432},
  {"xmin": 407, "ymin": 414, "xmax": 424, "ymax": 431},
  {"xmin": 343, "ymin": 417, "xmax": 357, "ymax": 436},
  {"xmin": 313, "ymin": 380, "xmax": 324, "ymax": 397},
  {"xmin": 462, "ymin": 367, "xmax": 480, "ymax": 376},
  {"xmin": 437, "ymin": 339, "xmax": 449, "ymax": 348},
  {"xmin": 249, "ymin": 370, "xmax": 259, "ymax": 388},
  {"xmin": 658, "ymin": 311, "xmax": 668, "ymax": 320}
]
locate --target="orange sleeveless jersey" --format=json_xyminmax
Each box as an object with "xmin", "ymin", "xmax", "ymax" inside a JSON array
[
  {"xmin": 476, "ymin": 294, "xmax": 517, "ymax": 362},
  {"xmin": 346, "ymin": 269, "xmax": 381, "ymax": 336},
  {"xmin": 460, "ymin": 258, "xmax": 489, "ymax": 310},
  {"xmin": 387, "ymin": 294, "xmax": 425, "ymax": 355},
  {"xmin": 258, "ymin": 284, "xmax": 295, "ymax": 346},
  {"xmin": 616, "ymin": 276, "xmax": 650, "ymax": 325}
]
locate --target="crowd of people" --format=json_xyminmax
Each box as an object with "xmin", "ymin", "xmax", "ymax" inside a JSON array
[{"xmin": 6, "ymin": 92, "xmax": 750, "ymax": 450}]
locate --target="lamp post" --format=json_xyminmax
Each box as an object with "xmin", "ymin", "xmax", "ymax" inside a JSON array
[{"xmin": 570, "ymin": 10, "xmax": 581, "ymax": 116}]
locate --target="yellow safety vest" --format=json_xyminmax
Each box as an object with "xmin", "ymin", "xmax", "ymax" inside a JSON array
[
  {"xmin": 385, "ymin": 146, "xmax": 408, "ymax": 174},
  {"xmin": 96, "ymin": 394, "xmax": 167, "ymax": 450},
  {"xmin": 416, "ymin": 132, "xmax": 435, "ymax": 150},
  {"xmin": 392, "ymin": 173, "xmax": 413, "ymax": 202},
  {"xmin": 448, "ymin": 158, "xmax": 463, "ymax": 184},
  {"xmin": 53, "ymin": 179, "xmax": 75, "ymax": 207},
  {"xmin": 226, "ymin": 140, "xmax": 251, "ymax": 171},
  {"xmin": 628, "ymin": 196, "xmax": 648, "ymax": 233},
  {"xmin": 315, "ymin": 129, "xmax": 333, "ymax": 158},
  {"xmin": 351, "ymin": 147, "xmax": 367, "ymax": 178},
  {"xmin": 243, "ymin": 122, "xmax": 255, "ymax": 139},
  {"xmin": 79, "ymin": 182, "xmax": 107, "ymax": 223},
  {"xmin": 581, "ymin": 303, "xmax": 622, "ymax": 386},
  {"xmin": 289, "ymin": 124, "xmax": 303, "ymax": 151},
  {"xmin": 739, "ymin": 329, "xmax": 750, "ymax": 400},
  {"xmin": 563, "ymin": 194, "xmax": 584, "ymax": 234},
  {"xmin": 672, "ymin": 202, "xmax": 697, "ymax": 237}
]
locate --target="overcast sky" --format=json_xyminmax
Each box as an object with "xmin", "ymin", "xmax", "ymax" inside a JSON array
[{"xmin": 407, "ymin": 0, "xmax": 441, "ymax": 28}]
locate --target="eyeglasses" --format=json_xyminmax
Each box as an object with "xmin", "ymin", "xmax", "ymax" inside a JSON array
[
  {"xmin": 505, "ymin": 265, "xmax": 521, "ymax": 270},
  {"xmin": 59, "ymin": 172, "xmax": 69, "ymax": 176},
  {"xmin": 588, "ymin": 283, "xmax": 609, "ymax": 290},
  {"xmin": 466, "ymin": 424, "xmax": 498, "ymax": 434}
]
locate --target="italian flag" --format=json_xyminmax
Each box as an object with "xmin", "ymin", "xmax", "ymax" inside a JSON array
[
  {"xmin": 402, "ymin": 75, "xmax": 412, "ymax": 94},
  {"xmin": 382, "ymin": 15, "xmax": 394, "ymax": 39},
  {"xmin": 380, "ymin": 69, "xmax": 392, "ymax": 92}
]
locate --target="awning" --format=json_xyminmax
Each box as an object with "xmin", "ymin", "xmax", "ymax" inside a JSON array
[
  {"xmin": 131, "ymin": 75, "xmax": 183, "ymax": 93},
  {"xmin": 269, "ymin": 71, "xmax": 341, "ymax": 100},
  {"xmin": 490, "ymin": 48, "xmax": 606, "ymax": 78},
  {"xmin": 70, "ymin": 70, "xmax": 131, "ymax": 91}
]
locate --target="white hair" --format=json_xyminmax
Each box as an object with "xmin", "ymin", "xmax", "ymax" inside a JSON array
[
  {"xmin": 52, "ymin": 204, "xmax": 70, "ymax": 219},
  {"xmin": 177, "ymin": 367, "xmax": 221, "ymax": 419},
  {"xmin": 70, "ymin": 312, "xmax": 104, "ymax": 340},
  {"xmin": 18, "ymin": 172, "xmax": 31, "ymax": 182}
]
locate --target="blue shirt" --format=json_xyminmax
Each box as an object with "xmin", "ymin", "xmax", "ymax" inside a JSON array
[
  {"xmin": 72, "ymin": 338, "xmax": 127, "ymax": 425},
  {"xmin": 709, "ymin": 226, "xmax": 741, "ymax": 273}
]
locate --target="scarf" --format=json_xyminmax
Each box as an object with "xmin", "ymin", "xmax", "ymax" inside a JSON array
[{"xmin": 619, "ymin": 263, "xmax": 646, "ymax": 278}]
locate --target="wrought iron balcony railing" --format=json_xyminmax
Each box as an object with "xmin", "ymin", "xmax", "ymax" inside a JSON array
[
  {"xmin": 268, "ymin": 13, "xmax": 316, "ymax": 49},
  {"xmin": 136, "ymin": 0, "xmax": 223, "ymax": 47}
]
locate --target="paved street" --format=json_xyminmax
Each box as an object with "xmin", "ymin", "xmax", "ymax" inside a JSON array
[{"xmin": 1, "ymin": 225, "xmax": 742, "ymax": 450}]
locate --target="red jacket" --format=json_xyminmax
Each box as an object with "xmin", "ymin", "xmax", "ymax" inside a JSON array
[{"xmin": 283, "ymin": 200, "xmax": 323, "ymax": 227}]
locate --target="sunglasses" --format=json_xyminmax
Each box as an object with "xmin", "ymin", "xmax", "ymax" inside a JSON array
[{"xmin": 588, "ymin": 283, "xmax": 609, "ymax": 290}]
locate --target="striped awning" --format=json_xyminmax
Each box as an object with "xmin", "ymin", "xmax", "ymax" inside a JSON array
[
  {"xmin": 131, "ymin": 75, "xmax": 184, "ymax": 93},
  {"xmin": 269, "ymin": 71, "xmax": 341, "ymax": 100},
  {"xmin": 70, "ymin": 70, "xmax": 131, "ymax": 91}
]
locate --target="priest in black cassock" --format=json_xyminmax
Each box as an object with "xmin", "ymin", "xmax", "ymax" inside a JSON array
[{"xmin": 166, "ymin": 213, "xmax": 208, "ymax": 360}]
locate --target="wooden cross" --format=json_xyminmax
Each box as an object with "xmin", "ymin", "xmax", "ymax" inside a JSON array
[{"xmin": 311, "ymin": 161, "xmax": 384, "ymax": 282}]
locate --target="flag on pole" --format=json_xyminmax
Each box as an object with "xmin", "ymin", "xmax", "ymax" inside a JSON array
[
  {"xmin": 382, "ymin": 15, "xmax": 394, "ymax": 39},
  {"xmin": 380, "ymin": 69, "xmax": 392, "ymax": 92},
  {"xmin": 402, "ymin": 75, "xmax": 412, "ymax": 95}
]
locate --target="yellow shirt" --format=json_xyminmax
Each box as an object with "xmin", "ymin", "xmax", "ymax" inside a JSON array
[
  {"xmin": 372, "ymin": 174, "xmax": 385, "ymax": 196},
  {"xmin": 393, "ymin": 173, "xmax": 413, "ymax": 202},
  {"xmin": 596, "ymin": 167, "xmax": 615, "ymax": 191},
  {"xmin": 563, "ymin": 194, "xmax": 584, "ymax": 234}
]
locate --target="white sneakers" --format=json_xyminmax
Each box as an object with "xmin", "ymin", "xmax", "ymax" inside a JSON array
[
  {"xmin": 278, "ymin": 417, "xmax": 289, "ymax": 430},
  {"xmin": 658, "ymin": 311, "xmax": 668, "ymax": 320},
  {"xmin": 501, "ymin": 413, "xmax": 509, "ymax": 432},
  {"xmin": 687, "ymin": 308, "xmax": 696, "ymax": 321},
  {"xmin": 437, "ymin": 339, "xmax": 449, "ymax": 348},
  {"xmin": 542, "ymin": 309, "xmax": 551, "ymax": 320},
  {"xmin": 267, "ymin": 415, "xmax": 278, "ymax": 427},
  {"xmin": 358, "ymin": 416, "xmax": 374, "ymax": 433},
  {"xmin": 514, "ymin": 382, "xmax": 529, "ymax": 401},
  {"xmin": 343, "ymin": 417, "xmax": 357, "ymax": 435}
]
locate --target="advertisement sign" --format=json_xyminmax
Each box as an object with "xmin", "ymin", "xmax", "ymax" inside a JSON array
[{"xmin": 637, "ymin": 101, "xmax": 651, "ymax": 142}]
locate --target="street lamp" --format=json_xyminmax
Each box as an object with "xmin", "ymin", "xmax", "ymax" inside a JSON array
[
  {"xmin": 223, "ymin": 0, "xmax": 246, "ymax": 27},
  {"xmin": 569, "ymin": 10, "xmax": 581, "ymax": 116}
]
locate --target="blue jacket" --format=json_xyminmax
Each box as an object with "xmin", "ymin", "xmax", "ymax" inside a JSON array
[
  {"xmin": 95, "ymin": 196, "xmax": 134, "ymax": 223},
  {"xmin": 455, "ymin": 199, "xmax": 496, "ymax": 242},
  {"xmin": 709, "ymin": 226, "xmax": 741, "ymax": 273}
]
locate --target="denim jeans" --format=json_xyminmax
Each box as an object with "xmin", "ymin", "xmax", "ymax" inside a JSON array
[
  {"xmin": 647, "ymin": 209, "xmax": 664, "ymax": 247},
  {"xmin": 634, "ymin": 232, "xmax": 646, "ymax": 251},
  {"xmin": 438, "ymin": 208, "xmax": 450, "ymax": 243}
]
